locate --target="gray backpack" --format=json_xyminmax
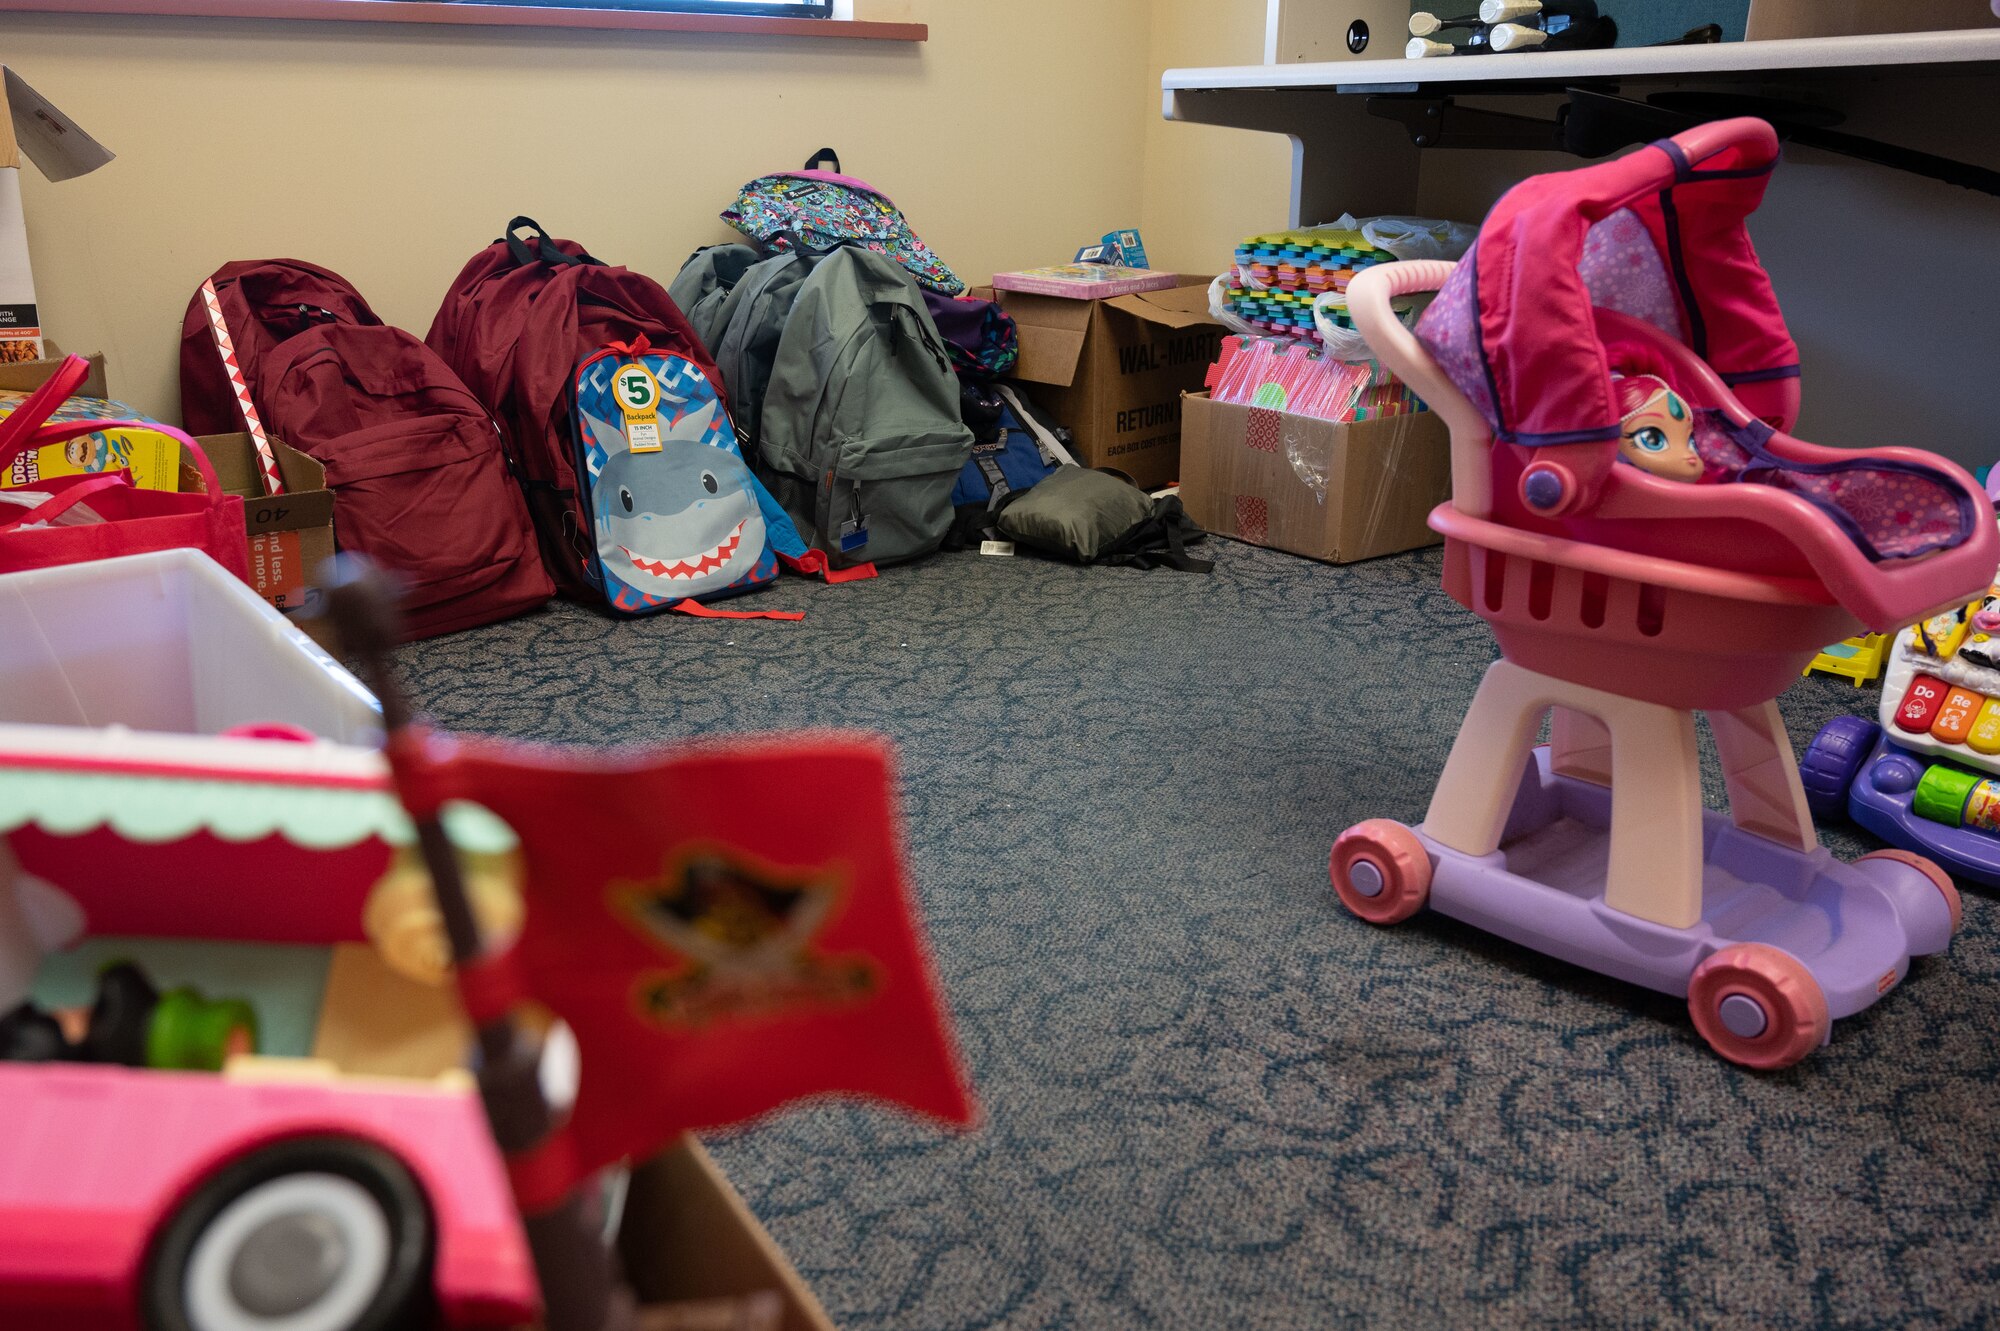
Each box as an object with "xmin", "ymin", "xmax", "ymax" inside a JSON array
[
  {"xmin": 758, "ymin": 247, "xmax": 973, "ymax": 568},
  {"xmin": 666, "ymin": 243, "xmax": 760, "ymax": 352},
  {"xmin": 706, "ymin": 250, "xmax": 812, "ymax": 458}
]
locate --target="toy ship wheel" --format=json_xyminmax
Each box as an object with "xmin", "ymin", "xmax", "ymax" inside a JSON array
[
  {"xmin": 1330, "ymin": 820, "xmax": 1432, "ymax": 925},
  {"xmin": 1687, "ymin": 944, "xmax": 1829, "ymax": 1071}
]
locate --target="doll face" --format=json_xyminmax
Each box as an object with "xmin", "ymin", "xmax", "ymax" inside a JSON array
[{"xmin": 1617, "ymin": 382, "xmax": 1702, "ymax": 482}]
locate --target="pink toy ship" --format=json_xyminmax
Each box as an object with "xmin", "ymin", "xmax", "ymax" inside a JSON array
[{"xmin": 1332, "ymin": 118, "xmax": 1998, "ymax": 1070}]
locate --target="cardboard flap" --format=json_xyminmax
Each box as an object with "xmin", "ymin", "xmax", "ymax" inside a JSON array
[
  {"xmin": 0, "ymin": 348, "xmax": 107, "ymax": 399},
  {"xmin": 976, "ymin": 283, "xmax": 1092, "ymax": 388},
  {"xmin": 1103, "ymin": 279, "xmax": 1223, "ymax": 331},
  {"xmin": 3, "ymin": 68, "xmax": 114, "ymax": 182},
  {"xmin": 1011, "ymin": 324, "xmax": 1087, "ymax": 388}
]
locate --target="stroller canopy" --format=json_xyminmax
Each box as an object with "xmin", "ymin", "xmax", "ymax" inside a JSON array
[{"xmin": 1416, "ymin": 117, "xmax": 1976, "ymax": 563}]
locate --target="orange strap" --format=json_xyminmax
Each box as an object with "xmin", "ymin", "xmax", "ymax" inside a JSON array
[
  {"xmin": 671, "ymin": 598, "xmax": 805, "ymax": 622},
  {"xmin": 781, "ymin": 549, "xmax": 877, "ymax": 584}
]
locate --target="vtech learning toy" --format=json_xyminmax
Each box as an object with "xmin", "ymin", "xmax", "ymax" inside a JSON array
[{"xmin": 1804, "ymin": 554, "xmax": 2000, "ymax": 889}]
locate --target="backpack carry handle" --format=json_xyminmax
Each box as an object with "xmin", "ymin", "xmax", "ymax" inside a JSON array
[
  {"xmin": 503, "ymin": 217, "xmax": 598, "ymax": 270},
  {"xmin": 803, "ymin": 147, "xmax": 841, "ymax": 174}
]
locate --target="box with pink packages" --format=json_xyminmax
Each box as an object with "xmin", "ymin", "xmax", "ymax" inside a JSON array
[{"xmin": 1204, "ymin": 335, "xmax": 1427, "ymax": 422}]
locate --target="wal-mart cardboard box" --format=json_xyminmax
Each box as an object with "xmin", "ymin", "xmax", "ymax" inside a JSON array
[{"xmin": 975, "ymin": 276, "xmax": 1225, "ymax": 491}]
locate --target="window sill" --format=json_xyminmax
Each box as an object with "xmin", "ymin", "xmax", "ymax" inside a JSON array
[{"xmin": 0, "ymin": 0, "xmax": 927, "ymax": 39}]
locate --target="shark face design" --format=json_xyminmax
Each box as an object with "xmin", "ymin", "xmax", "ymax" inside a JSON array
[{"xmin": 586, "ymin": 398, "xmax": 767, "ymax": 600}]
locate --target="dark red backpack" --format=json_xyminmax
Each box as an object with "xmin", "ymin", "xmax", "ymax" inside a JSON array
[
  {"xmin": 426, "ymin": 218, "xmax": 729, "ymax": 601},
  {"xmin": 180, "ymin": 259, "xmax": 553, "ymax": 638}
]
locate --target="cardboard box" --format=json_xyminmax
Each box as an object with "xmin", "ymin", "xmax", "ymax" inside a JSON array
[
  {"xmin": 0, "ymin": 68, "xmax": 115, "ymax": 363},
  {"xmin": 0, "ymin": 343, "xmax": 107, "ymax": 398},
  {"xmin": 979, "ymin": 275, "xmax": 1225, "ymax": 491},
  {"xmin": 317, "ymin": 944, "xmax": 840, "ymax": 1331},
  {"xmin": 202, "ymin": 431, "xmax": 335, "ymax": 614},
  {"xmin": 1178, "ymin": 392, "xmax": 1451, "ymax": 564},
  {"xmin": 1746, "ymin": 0, "xmax": 1998, "ymax": 39}
]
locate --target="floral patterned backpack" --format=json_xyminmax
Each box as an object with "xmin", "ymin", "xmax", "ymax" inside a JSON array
[{"xmin": 722, "ymin": 148, "xmax": 965, "ymax": 296}]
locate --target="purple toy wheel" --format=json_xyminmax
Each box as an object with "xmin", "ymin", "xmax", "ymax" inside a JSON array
[
  {"xmin": 1331, "ymin": 820, "xmax": 1432, "ymax": 925},
  {"xmin": 1688, "ymin": 944, "xmax": 1830, "ymax": 1070},
  {"xmin": 1799, "ymin": 716, "xmax": 1879, "ymax": 821}
]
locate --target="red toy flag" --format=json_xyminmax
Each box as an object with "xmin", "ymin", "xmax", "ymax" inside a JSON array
[{"xmin": 388, "ymin": 728, "xmax": 976, "ymax": 1210}]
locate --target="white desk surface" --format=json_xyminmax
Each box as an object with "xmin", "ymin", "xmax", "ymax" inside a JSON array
[{"xmin": 1164, "ymin": 28, "xmax": 2000, "ymax": 108}]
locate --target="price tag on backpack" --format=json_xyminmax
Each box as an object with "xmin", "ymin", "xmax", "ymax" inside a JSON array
[{"xmin": 612, "ymin": 363, "xmax": 664, "ymax": 453}]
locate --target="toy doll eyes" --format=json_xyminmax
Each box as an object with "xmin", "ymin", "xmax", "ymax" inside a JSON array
[
  {"xmin": 701, "ymin": 472, "xmax": 719, "ymax": 495},
  {"xmin": 1630, "ymin": 427, "xmax": 1670, "ymax": 453},
  {"xmin": 619, "ymin": 487, "xmax": 634, "ymax": 512}
]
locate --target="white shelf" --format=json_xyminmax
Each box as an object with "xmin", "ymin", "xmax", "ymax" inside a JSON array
[{"xmin": 1164, "ymin": 28, "xmax": 2000, "ymax": 112}]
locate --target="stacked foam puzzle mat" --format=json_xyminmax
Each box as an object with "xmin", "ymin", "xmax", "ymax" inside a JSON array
[{"xmin": 1224, "ymin": 228, "xmax": 1399, "ymax": 338}]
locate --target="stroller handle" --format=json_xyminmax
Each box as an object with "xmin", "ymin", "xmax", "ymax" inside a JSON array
[
  {"xmin": 1667, "ymin": 116, "xmax": 1781, "ymax": 174},
  {"xmin": 1348, "ymin": 260, "xmax": 1495, "ymax": 517}
]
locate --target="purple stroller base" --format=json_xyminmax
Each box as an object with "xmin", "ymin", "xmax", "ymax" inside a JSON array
[{"xmin": 1414, "ymin": 749, "xmax": 1954, "ymax": 1021}]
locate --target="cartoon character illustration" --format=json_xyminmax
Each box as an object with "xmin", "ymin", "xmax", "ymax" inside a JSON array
[
  {"xmin": 614, "ymin": 847, "xmax": 876, "ymax": 1027},
  {"xmin": 582, "ymin": 396, "xmax": 769, "ymax": 603},
  {"xmin": 1957, "ymin": 595, "xmax": 2000, "ymax": 671},
  {"xmin": 1614, "ymin": 373, "xmax": 1703, "ymax": 482}
]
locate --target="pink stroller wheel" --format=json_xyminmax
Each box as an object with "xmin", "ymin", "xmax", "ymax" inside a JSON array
[
  {"xmin": 1687, "ymin": 944, "xmax": 1829, "ymax": 1070},
  {"xmin": 1855, "ymin": 849, "xmax": 1962, "ymax": 936},
  {"xmin": 1331, "ymin": 820, "xmax": 1431, "ymax": 925}
]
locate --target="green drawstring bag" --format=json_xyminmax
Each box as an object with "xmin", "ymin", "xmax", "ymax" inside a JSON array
[{"xmin": 996, "ymin": 467, "xmax": 1211, "ymax": 572}]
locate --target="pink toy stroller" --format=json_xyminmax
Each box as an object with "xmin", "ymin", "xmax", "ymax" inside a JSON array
[{"xmin": 1334, "ymin": 118, "xmax": 2000, "ymax": 1069}]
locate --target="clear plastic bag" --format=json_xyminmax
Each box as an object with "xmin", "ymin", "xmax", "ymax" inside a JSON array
[
  {"xmin": 1207, "ymin": 272, "xmax": 1268, "ymax": 339},
  {"xmin": 1355, "ymin": 214, "xmax": 1476, "ymax": 262}
]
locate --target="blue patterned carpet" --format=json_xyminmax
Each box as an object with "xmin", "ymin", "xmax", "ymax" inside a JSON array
[{"xmin": 399, "ymin": 540, "xmax": 2000, "ymax": 1331}]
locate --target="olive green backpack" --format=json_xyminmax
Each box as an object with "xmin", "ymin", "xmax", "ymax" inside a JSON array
[{"xmin": 756, "ymin": 247, "xmax": 973, "ymax": 569}]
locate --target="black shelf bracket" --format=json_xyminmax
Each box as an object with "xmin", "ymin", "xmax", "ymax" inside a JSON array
[{"xmin": 1366, "ymin": 88, "xmax": 2000, "ymax": 199}]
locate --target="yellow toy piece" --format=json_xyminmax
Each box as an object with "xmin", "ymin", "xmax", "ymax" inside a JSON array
[
  {"xmin": 1908, "ymin": 605, "xmax": 1974, "ymax": 661},
  {"xmin": 363, "ymin": 844, "xmax": 525, "ymax": 985},
  {"xmin": 1803, "ymin": 633, "xmax": 1893, "ymax": 687}
]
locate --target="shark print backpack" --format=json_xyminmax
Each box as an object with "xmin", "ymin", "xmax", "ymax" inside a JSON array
[{"xmin": 572, "ymin": 343, "xmax": 819, "ymax": 618}]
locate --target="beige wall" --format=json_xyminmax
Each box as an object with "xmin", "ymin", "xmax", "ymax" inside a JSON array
[
  {"xmin": 1140, "ymin": 0, "xmax": 1292, "ymax": 276},
  {"xmin": 5, "ymin": 0, "xmax": 1239, "ymax": 418}
]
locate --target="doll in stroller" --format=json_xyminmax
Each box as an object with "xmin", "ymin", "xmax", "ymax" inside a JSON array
[{"xmin": 1332, "ymin": 118, "xmax": 1998, "ymax": 1070}]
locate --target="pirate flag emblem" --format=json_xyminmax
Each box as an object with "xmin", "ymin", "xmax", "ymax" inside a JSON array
[{"xmin": 613, "ymin": 844, "xmax": 878, "ymax": 1027}]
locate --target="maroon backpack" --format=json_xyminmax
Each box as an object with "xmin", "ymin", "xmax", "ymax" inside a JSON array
[
  {"xmin": 180, "ymin": 259, "xmax": 553, "ymax": 638},
  {"xmin": 426, "ymin": 218, "xmax": 729, "ymax": 600}
]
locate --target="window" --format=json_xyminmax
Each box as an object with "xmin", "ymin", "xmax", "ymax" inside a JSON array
[
  {"xmin": 500, "ymin": 0, "xmax": 830, "ymax": 14},
  {"xmin": 7, "ymin": 0, "xmax": 921, "ymax": 39}
]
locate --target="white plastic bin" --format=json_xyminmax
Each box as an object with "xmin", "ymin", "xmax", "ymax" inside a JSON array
[{"xmin": 0, "ymin": 550, "xmax": 380, "ymax": 742}]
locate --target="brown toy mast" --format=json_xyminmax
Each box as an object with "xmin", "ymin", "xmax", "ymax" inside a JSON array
[{"xmin": 324, "ymin": 559, "xmax": 636, "ymax": 1331}]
